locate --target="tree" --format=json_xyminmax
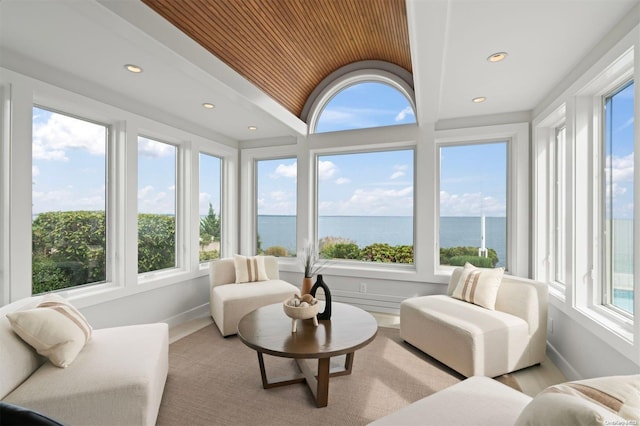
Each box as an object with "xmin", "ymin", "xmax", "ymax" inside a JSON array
[{"xmin": 200, "ymin": 203, "xmax": 220, "ymax": 244}]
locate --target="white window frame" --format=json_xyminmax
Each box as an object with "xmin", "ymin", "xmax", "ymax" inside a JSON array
[
  {"xmin": 306, "ymin": 67, "xmax": 416, "ymax": 134},
  {"xmin": 574, "ymin": 48, "xmax": 635, "ymax": 345},
  {"xmin": 306, "ymin": 125, "xmax": 420, "ymax": 281},
  {"xmin": 136, "ymin": 134, "xmax": 184, "ymax": 280},
  {"xmin": 0, "ymin": 67, "xmax": 238, "ymax": 308},
  {"xmin": 312, "ymin": 145, "xmax": 417, "ymax": 269},
  {"xmin": 240, "ymin": 143, "xmax": 299, "ymax": 261},
  {"xmin": 30, "ymin": 105, "xmax": 112, "ymax": 293},
  {"xmin": 193, "ymin": 143, "xmax": 237, "ymax": 270},
  {"xmin": 533, "ymin": 28, "xmax": 638, "ymax": 364},
  {"xmin": 435, "ymin": 123, "xmax": 530, "ymax": 278},
  {"xmin": 532, "ymin": 104, "xmax": 569, "ymax": 301}
]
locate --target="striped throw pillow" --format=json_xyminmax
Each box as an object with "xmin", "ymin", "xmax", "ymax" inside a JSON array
[
  {"xmin": 7, "ymin": 295, "xmax": 92, "ymax": 368},
  {"xmin": 515, "ymin": 375, "xmax": 640, "ymax": 426},
  {"xmin": 451, "ymin": 262, "xmax": 504, "ymax": 310},
  {"xmin": 233, "ymin": 255, "xmax": 269, "ymax": 283}
]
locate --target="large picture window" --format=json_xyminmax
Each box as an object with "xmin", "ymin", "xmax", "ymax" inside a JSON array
[
  {"xmin": 603, "ymin": 81, "xmax": 634, "ymax": 315},
  {"xmin": 32, "ymin": 107, "xmax": 108, "ymax": 294},
  {"xmin": 316, "ymin": 149, "xmax": 414, "ymax": 264},
  {"xmin": 199, "ymin": 153, "xmax": 222, "ymax": 263},
  {"xmin": 137, "ymin": 136, "xmax": 177, "ymax": 274},
  {"xmin": 439, "ymin": 142, "xmax": 508, "ymax": 269},
  {"xmin": 256, "ymin": 158, "xmax": 297, "ymax": 257}
]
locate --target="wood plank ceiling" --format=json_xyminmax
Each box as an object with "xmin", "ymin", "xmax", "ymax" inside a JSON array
[{"xmin": 140, "ymin": 0, "xmax": 412, "ymax": 120}]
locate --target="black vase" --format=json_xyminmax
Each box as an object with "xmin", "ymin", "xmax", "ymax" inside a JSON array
[{"xmin": 310, "ymin": 274, "xmax": 331, "ymax": 320}]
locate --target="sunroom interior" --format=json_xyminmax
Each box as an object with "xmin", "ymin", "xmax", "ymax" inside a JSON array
[{"xmin": 1, "ymin": 0, "xmax": 639, "ymax": 410}]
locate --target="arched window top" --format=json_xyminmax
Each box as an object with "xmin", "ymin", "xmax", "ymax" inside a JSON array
[{"xmin": 304, "ymin": 62, "xmax": 416, "ymax": 134}]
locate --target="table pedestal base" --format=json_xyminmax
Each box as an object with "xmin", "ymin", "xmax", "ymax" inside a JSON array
[{"xmin": 256, "ymin": 352, "xmax": 354, "ymax": 408}]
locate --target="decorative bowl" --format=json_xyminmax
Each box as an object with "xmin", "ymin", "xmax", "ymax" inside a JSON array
[
  {"xmin": 282, "ymin": 300, "xmax": 320, "ymax": 320},
  {"xmin": 283, "ymin": 298, "xmax": 320, "ymax": 332}
]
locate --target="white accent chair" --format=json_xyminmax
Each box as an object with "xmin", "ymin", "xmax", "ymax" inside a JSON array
[
  {"xmin": 400, "ymin": 268, "xmax": 548, "ymax": 377},
  {"xmin": 1, "ymin": 296, "xmax": 168, "ymax": 426},
  {"xmin": 209, "ymin": 256, "xmax": 299, "ymax": 336}
]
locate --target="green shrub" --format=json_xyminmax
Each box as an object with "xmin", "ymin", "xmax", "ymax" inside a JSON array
[
  {"xmin": 32, "ymin": 211, "xmax": 106, "ymax": 294},
  {"xmin": 440, "ymin": 246, "xmax": 498, "ymax": 267},
  {"xmin": 362, "ymin": 243, "xmax": 393, "ymax": 263},
  {"xmin": 199, "ymin": 250, "xmax": 219, "ymax": 262},
  {"xmin": 392, "ymin": 245, "xmax": 414, "ymax": 264},
  {"xmin": 264, "ymin": 246, "xmax": 289, "ymax": 257},
  {"xmin": 448, "ymin": 255, "xmax": 495, "ymax": 268},
  {"xmin": 321, "ymin": 243, "xmax": 361, "ymax": 260},
  {"xmin": 32, "ymin": 259, "xmax": 71, "ymax": 295},
  {"xmin": 137, "ymin": 214, "xmax": 175, "ymax": 273}
]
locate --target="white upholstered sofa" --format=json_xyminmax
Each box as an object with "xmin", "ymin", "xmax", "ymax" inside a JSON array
[
  {"xmin": 370, "ymin": 374, "xmax": 640, "ymax": 426},
  {"xmin": 0, "ymin": 295, "xmax": 168, "ymax": 426},
  {"xmin": 209, "ymin": 255, "xmax": 299, "ymax": 336},
  {"xmin": 401, "ymin": 266, "xmax": 548, "ymax": 377}
]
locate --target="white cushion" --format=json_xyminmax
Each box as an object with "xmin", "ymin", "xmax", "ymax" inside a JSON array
[
  {"xmin": 451, "ymin": 262, "xmax": 504, "ymax": 310},
  {"xmin": 6, "ymin": 295, "xmax": 92, "ymax": 368},
  {"xmin": 4, "ymin": 323, "xmax": 169, "ymax": 426},
  {"xmin": 233, "ymin": 254, "xmax": 269, "ymax": 283},
  {"xmin": 369, "ymin": 376, "xmax": 531, "ymax": 426},
  {"xmin": 515, "ymin": 374, "xmax": 640, "ymax": 426}
]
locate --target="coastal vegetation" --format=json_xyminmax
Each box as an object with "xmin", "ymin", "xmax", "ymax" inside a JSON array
[
  {"xmin": 32, "ymin": 206, "xmax": 222, "ymax": 294},
  {"xmin": 258, "ymin": 236, "xmax": 498, "ymax": 267},
  {"xmin": 32, "ymin": 209, "xmax": 497, "ymax": 295}
]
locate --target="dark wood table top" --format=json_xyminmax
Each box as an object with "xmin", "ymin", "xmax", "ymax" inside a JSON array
[{"xmin": 238, "ymin": 302, "xmax": 378, "ymax": 359}]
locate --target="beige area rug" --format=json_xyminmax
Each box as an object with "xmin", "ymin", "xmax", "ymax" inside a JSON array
[{"xmin": 157, "ymin": 324, "xmax": 520, "ymax": 426}]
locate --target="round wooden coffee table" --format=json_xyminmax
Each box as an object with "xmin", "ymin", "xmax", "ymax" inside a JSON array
[{"xmin": 238, "ymin": 301, "xmax": 378, "ymax": 407}]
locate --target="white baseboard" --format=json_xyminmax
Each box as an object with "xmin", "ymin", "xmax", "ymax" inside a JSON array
[
  {"xmin": 162, "ymin": 303, "xmax": 210, "ymax": 328},
  {"xmin": 547, "ymin": 341, "xmax": 581, "ymax": 381}
]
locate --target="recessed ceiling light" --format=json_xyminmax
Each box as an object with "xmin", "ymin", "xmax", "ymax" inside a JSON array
[
  {"xmin": 487, "ymin": 52, "xmax": 508, "ymax": 63},
  {"xmin": 124, "ymin": 64, "xmax": 143, "ymax": 73},
  {"xmin": 472, "ymin": 97, "xmax": 487, "ymax": 103},
  {"xmin": 202, "ymin": 103, "xmax": 215, "ymax": 109},
  {"xmin": 248, "ymin": 126, "xmax": 258, "ymax": 131}
]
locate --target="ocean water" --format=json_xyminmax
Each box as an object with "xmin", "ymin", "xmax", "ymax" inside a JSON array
[{"xmin": 257, "ymin": 215, "xmax": 507, "ymax": 266}]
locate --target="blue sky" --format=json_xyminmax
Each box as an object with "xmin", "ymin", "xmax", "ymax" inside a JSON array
[
  {"xmin": 32, "ymin": 80, "xmax": 635, "ymax": 219},
  {"xmin": 606, "ymin": 81, "xmax": 635, "ymax": 219}
]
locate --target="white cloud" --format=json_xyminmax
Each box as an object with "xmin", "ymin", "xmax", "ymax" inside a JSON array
[
  {"xmin": 335, "ymin": 177, "xmax": 350, "ymax": 185},
  {"xmin": 271, "ymin": 162, "xmax": 297, "ymax": 179},
  {"xmin": 389, "ymin": 164, "xmax": 409, "ymax": 180},
  {"xmin": 318, "ymin": 160, "xmax": 338, "ymax": 180},
  {"xmin": 617, "ymin": 116, "xmax": 634, "ymax": 132},
  {"xmin": 138, "ymin": 137, "xmax": 175, "ymax": 158},
  {"xmin": 607, "ymin": 153, "xmax": 634, "ymax": 182},
  {"xmin": 138, "ymin": 185, "xmax": 154, "ymax": 199},
  {"xmin": 32, "ymin": 165, "xmax": 40, "ymax": 178},
  {"xmin": 270, "ymin": 190, "xmax": 288, "ymax": 201},
  {"xmin": 439, "ymin": 190, "xmax": 506, "ymax": 217},
  {"xmin": 395, "ymin": 106, "xmax": 414, "ymax": 122},
  {"xmin": 319, "ymin": 186, "xmax": 413, "ymax": 216},
  {"xmin": 33, "ymin": 112, "xmax": 106, "ymax": 161}
]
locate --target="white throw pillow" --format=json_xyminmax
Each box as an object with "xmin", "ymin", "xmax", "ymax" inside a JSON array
[
  {"xmin": 515, "ymin": 374, "xmax": 640, "ymax": 426},
  {"xmin": 451, "ymin": 262, "xmax": 504, "ymax": 310},
  {"xmin": 233, "ymin": 254, "xmax": 269, "ymax": 283},
  {"xmin": 7, "ymin": 294, "xmax": 92, "ymax": 368}
]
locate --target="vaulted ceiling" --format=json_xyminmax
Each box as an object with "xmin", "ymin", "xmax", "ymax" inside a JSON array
[{"xmin": 140, "ymin": 0, "xmax": 412, "ymax": 119}]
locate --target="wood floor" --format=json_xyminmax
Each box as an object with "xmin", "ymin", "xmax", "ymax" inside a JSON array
[{"xmin": 169, "ymin": 311, "xmax": 566, "ymax": 397}]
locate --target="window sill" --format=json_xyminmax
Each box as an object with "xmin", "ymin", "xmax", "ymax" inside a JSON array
[{"xmin": 573, "ymin": 304, "xmax": 635, "ymax": 359}]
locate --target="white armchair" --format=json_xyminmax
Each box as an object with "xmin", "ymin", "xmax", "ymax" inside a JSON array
[
  {"xmin": 209, "ymin": 256, "xmax": 299, "ymax": 336},
  {"xmin": 400, "ymin": 267, "xmax": 548, "ymax": 377}
]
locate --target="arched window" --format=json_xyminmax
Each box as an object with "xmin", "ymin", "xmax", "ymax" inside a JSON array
[{"xmin": 305, "ymin": 64, "xmax": 416, "ymax": 133}]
